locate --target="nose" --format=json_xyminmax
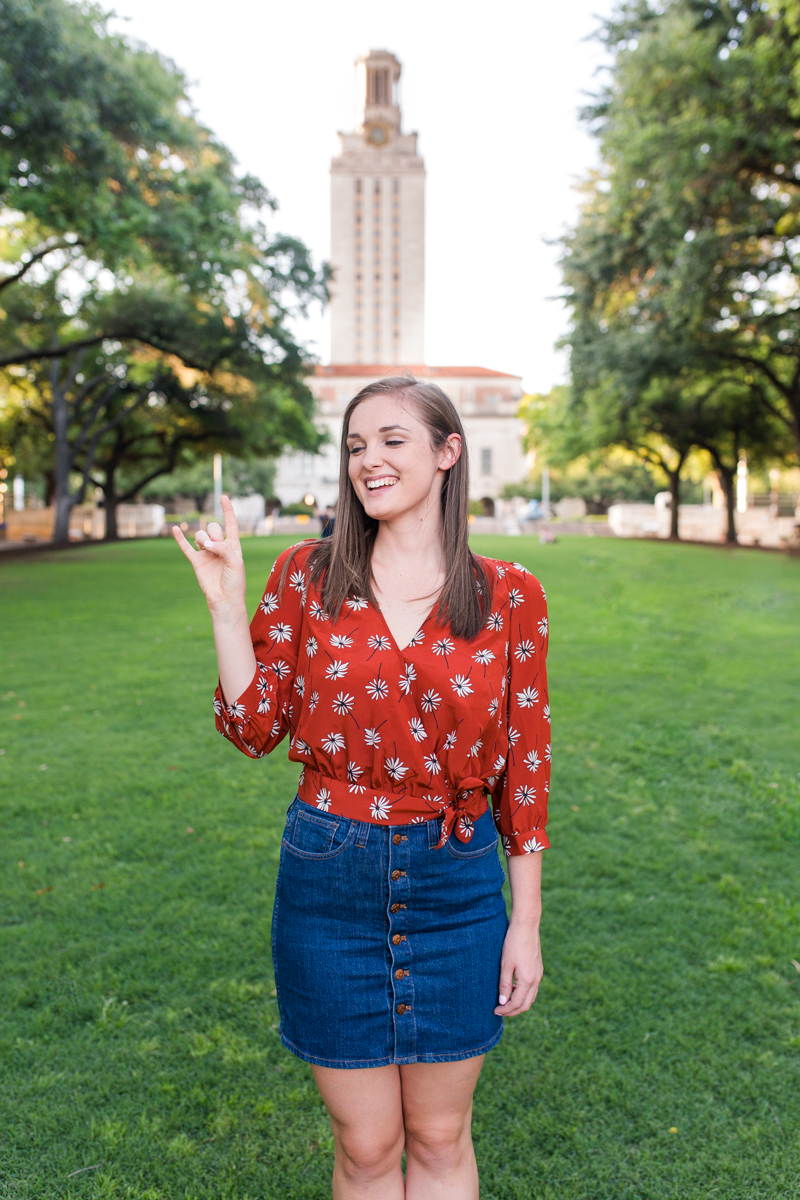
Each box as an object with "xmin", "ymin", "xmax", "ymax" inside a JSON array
[{"xmin": 362, "ymin": 441, "xmax": 386, "ymax": 472}]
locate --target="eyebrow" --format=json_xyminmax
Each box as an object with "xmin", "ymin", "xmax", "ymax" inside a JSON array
[{"xmin": 346, "ymin": 424, "xmax": 411, "ymax": 439}]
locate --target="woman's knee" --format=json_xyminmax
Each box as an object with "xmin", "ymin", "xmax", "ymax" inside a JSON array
[
  {"xmin": 335, "ymin": 1124, "xmax": 405, "ymax": 1182},
  {"xmin": 404, "ymin": 1115, "xmax": 472, "ymax": 1172}
]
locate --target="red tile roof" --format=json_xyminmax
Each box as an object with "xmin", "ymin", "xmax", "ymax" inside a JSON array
[{"xmin": 312, "ymin": 363, "xmax": 521, "ymax": 380}]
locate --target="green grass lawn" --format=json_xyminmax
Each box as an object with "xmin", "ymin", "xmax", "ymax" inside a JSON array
[{"xmin": 1, "ymin": 534, "xmax": 799, "ymax": 1200}]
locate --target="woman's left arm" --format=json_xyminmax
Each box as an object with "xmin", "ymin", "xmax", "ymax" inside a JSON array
[{"xmin": 494, "ymin": 853, "xmax": 543, "ymax": 1016}]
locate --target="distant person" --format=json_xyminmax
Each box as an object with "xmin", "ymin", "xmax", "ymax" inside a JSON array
[
  {"xmin": 173, "ymin": 376, "xmax": 551, "ymax": 1200},
  {"xmin": 320, "ymin": 504, "xmax": 335, "ymax": 538}
]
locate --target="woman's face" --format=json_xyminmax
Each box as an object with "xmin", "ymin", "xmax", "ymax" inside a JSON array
[{"xmin": 345, "ymin": 393, "xmax": 461, "ymax": 524}]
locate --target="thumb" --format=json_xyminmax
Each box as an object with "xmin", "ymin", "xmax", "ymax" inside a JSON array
[{"xmin": 498, "ymin": 961, "xmax": 514, "ymax": 1007}]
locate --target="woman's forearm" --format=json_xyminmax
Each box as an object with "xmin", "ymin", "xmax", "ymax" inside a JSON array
[
  {"xmin": 211, "ymin": 601, "xmax": 258, "ymax": 705},
  {"xmin": 507, "ymin": 852, "xmax": 542, "ymax": 926}
]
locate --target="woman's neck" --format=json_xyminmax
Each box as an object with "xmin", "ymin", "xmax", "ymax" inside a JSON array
[{"xmin": 371, "ymin": 503, "xmax": 445, "ymax": 578}]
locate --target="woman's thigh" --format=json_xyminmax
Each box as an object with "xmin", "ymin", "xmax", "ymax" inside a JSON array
[
  {"xmin": 400, "ymin": 1056, "xmax": 485, "ymax": 1136},
  {"xmin": 312, "ymin": 1064, "xmax": 405, "ymax": 1150}
]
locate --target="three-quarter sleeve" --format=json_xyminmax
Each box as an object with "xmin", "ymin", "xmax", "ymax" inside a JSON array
[
  {"xmin": 492, "ymin": 564, "xmax": 551, "ymax": 855},
  {"xmin": 213, "ymin": 544, "xmax": 309, "ymax": 759}
]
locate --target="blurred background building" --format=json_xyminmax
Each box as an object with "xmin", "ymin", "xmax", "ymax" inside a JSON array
[{"xmin": 274, "ymin": 50, "xmax": 528, "ymax": 510}]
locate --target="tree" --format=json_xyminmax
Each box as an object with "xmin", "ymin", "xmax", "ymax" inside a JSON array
[
  {"xmin": 0, "ymin": 0, "xmax": 328, "ymax": 541},
  {"xmin": 559, "ymin": 0, "xmax": 800, "ymax": 540}
]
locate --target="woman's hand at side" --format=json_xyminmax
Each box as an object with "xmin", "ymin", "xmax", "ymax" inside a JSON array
[
  {"xmin": 494, "ymin": 852, "xmax": 543, "ymax": 1017},
  {"xmin": 172, "ymin": 495, "xmax": 256, "ymax": 704}
]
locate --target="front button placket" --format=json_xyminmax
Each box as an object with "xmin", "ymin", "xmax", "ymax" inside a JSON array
[{"xmin": 387, "ymin": 831, "xmax": 415, "ymax": 1059}]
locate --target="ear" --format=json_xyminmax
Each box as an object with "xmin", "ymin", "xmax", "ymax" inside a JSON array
[{"xmin": 438, "ymin": 433, "xmax": 462, "ymax": 472}]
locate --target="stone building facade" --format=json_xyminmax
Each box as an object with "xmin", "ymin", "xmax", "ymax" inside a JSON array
[{"xmin": 274, "ymin": 50, "xmax": 529, "ymax": 509}]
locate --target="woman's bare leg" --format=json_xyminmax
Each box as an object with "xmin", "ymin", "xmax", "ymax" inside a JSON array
[
  {"xmin": 312, "ymin": 1064, "xmax": 406, "ymax": 1199},
  {"xmin": 401, "ymin": 1056, "xmax": 485, "ymax": 1199}
]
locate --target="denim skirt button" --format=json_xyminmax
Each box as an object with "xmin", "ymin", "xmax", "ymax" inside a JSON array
[
  {"xmin": 393, "ymin": 833, "xmax": 402, "ymax": 844},
  {"xmin": 391, "ymin": 903, "xmax": 401, "ymax": 913},
  {"xmin": 391, "ymin": 869, "xmax": 401, "ymax": 880},
  {"xmin": 395, "ymin": 968, "xmax": 404, "ymax": 979},
  {"xmin": 397, "ymin": 1004, "xmax": 406, "ymax": 1014},
  {"xmin": 392, "ymin": 933, "xmax": 402, "ymax": 944}
]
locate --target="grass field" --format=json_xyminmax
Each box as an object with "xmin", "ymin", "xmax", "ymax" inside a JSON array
[{"xmin": 1, "ymin": 534, "xmax": 799, "ymax": 1200}]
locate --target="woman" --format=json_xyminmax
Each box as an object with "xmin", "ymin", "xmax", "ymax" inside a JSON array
[{"xmin": 173, "ymin": 376, "xmax": 550, "ymax": 1199}]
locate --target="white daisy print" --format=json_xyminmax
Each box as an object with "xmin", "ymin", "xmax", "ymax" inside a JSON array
[
  {"xmin": 474, "ymin": 648, "xmax": 495, "ymax": 666},
  {"xmin": 367, "ymin": 634, "xmax": 391, "ymax": 652},
  {"xmin": 407, "ymin": 629, "xmax": 425, "ymax": 647},
  {"xmin": 451, "ymin": 674, "xmax": 473, "ymax": 697},
  {"xmin": 502, "ymin": 835, "xmax": 512, "ymax": 856},
  {"xmin": 444, "ymin": 731, "xmax": 458, "ymax": 751},
  {"xmin": 292, "ymin": 737, "xmax": 311, "ymax": 756},
  {"xmin": 271, "ymin": 660, "xmax": 291, "ymax": 679},
  {"xmin": 470, "ymin": 739, "xmax": 483, "ymax": 756},
  {"xmin": 316, "ymin": 788, "xmax": 332, "ymax": 811},
  {"xmin": 347, "ymin": 597, "xmax": 369, "ymax": 611},
  {"xmin": 213, "ymin": 697, "xmax": 224, "ymax": 716},
  {"xmin": 409, "ymin": 717, "xmax": 427, "ymax": 742},
  {"xmin": 289, "ymin": 569, "xmax": 306, "ymax": 593},
  {"xmin": 269, "ymin": 622, "xmax": 293, "ymax": 643},
  {"xmin": 543, "ymin": 703, "xmax": 551, "ymax": 722},
  {"xmin": 432, "ymin": 637, "xmax": 455, "ymax": 658},
  {"xmin": 370, "ymin": 796, "xmax": 392, "ymax": 821},
  {"xmin": 309, "ymin": 690, "xmax": 320, "ymax": 712},
  {"xmin": 410, "ymin": 815, "xmax": 426, "ymax": 824},
  {"xmin": 421, "ymin": 793, "xmax": 446, "ymax": 809},
  {"xmin": 544, "ymin": 742, "xmax": 552, "ymax": 762},
  {"xmin": 331, "ymin": 633, "xmax": 353, "ymax": 650},
  {"xmin": 309, "ymin": 601, "xmax": 328, "ymax": 621},
  {"xmin": 305, "ymin": 635, "xmax": 318, "ymax": 657},
  {"xmin": 523, "ymin": 836, "xmax": 546, "ymax": 853},
  {"xmin": 488, "ymin": 697, "xmax": 499, "ymax": 717},
  {"xmin": 322, "ymin": 732, "xmax": 345, "ymax": 755},
  {"xmin": 538, "ymin": 617, "xmax": 549, "ymax": 637},
  {"xmin": 385, "ymin": 756, "xmax": 408, "ymax": 781},
  {"xmin": 399, "ymin": 664, "xmax": 417, "ymax": 695},
  {"xmin": 366, "ymin": 676, "xmax": 389, "ymax": 700},
  {"xmin": 364, "ymin": 727, "xmax": 382, "ymax": 747},
  {"xmin": 515, "ymin": 784, "xmax": 537, "ymax": 806},
  {"xmin": 325, "ymin": 660, "xmax": 349, "ymax": 681},
  {"xmin": 295, "ymin": 675, "xmax": 306, "ymax": 697},
  {"xmin": 227, "ymin": 701, "xmax": 246, "ymax": 720},
  {"xmin": 486, "ymin": 612, "xmax": 503, "ymax": 631},
  {"xmin": 332, "ymin": 692, "xmax": 354, "ymax": 716},
  {"xmin": 458, "ymin": 815, "xmax": 474, "ymax": 839},
  {"xmin": 495, "ymin": 563, "xmax": 507, "ymax": 577},
  {"xmin": 512, "ymin": 562, "xmax": 530, "ymax": 574},
  {"xmin": 508, "ymin": 588, "xmax": 524, "ymax": 608},
  {"xmin": 515, "ymin": 640, "xmax": 535, "ymax": 662},
  {"xmin": 524, "ymin": 749, "xmax": 542, "ymax": 772},
  {"xmin": 508, "ymin": 726, "xmax": 521, "ymax": 746},
  {"xmin": 259, "ymin": 592, "xmax": 279, "ymax": 615},
  {"xmin": 423, "ymin": 752, "xmax": 441, "ymax": 775},
  {"xmin": 270, "ymin": 718, "xmax": 281, "ymax": 736},
  {"xmin": 346, "ymin": 761, "xmax": 363, "ymax": 784},
  {"xmin": 420, "ymin": 690, "xmax": 441, "ymax": 713},
  {"xmin": 516, "ymin": 686, "xmax": 539, "ymax": 708},
  {"xmin": 257, "ymin": 696, "xmax": 272, "ymax": 715}
]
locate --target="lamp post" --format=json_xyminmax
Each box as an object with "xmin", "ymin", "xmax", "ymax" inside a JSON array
[
  {"xmin": 541, "ymin": 466, "xmax": 551, "ymax": 519},
  {"xmin": 736, "ymin": 456, "xmax": 748, "ymax": 514},
  {"xmin": 213, "ymin": 454, "xmax": 222, "ymax": 521}
]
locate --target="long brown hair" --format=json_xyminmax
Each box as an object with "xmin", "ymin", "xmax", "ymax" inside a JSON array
[{"xmin": 284, "ymin": 375, "xmax": 490, "ymax": 640}]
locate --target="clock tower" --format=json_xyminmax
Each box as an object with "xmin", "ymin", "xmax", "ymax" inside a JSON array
[{"xmin": 329, "ymin": 50, "xmax": 425, "ymax": 364}]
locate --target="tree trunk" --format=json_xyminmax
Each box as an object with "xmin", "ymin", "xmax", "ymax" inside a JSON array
[
  {"xmin": 717, "ymin": 467, "xmax": 738, "ymax": 544},
  {"xmin": 104, "ymin": 484, "xmax": 119, "ymax": 541},
  {"xmin": 668, "ymin": 467, "xmax": 681, "ymax": 539},
  {"xmin": 52, "ymin": 372, "xmax": 74, "ymax": 544}
]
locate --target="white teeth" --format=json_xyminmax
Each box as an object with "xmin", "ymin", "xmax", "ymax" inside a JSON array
[{"xmin": 366, "ymin": 478, "xmax": 397, "ymax": 490}]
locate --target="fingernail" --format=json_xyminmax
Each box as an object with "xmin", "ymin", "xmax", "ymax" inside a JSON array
[{"xmin": 498, "ymin": 995, "xmax": 507, "ymax": 1005}]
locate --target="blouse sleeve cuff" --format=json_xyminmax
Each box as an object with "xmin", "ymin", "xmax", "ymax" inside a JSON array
[
  {"xmin": 213, "ymin": 667, "xmax": 271, "ymax": 754},
  {"xmin": 502, "ymin": 828, "xmax": 551, "ymax": 856}
]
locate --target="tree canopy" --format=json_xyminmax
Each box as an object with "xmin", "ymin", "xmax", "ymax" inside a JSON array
[{"xmin": 0, "ymin": 0, "xmax": 328, "ymax": 540}]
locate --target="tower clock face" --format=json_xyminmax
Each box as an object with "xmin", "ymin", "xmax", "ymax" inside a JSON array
[{"xmin": 366, "ymin": 124, "xmax": 388, "ymax": 146}]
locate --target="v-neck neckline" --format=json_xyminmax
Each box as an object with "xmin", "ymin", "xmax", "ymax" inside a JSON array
[{"xmin": 375, "ymin": 603, "xmax": 437, "ymax": 655}]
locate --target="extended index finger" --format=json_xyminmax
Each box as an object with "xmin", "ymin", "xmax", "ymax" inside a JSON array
[{"xmin": 220, "ymin": 494, "xmax": 241, "ymax": 544}]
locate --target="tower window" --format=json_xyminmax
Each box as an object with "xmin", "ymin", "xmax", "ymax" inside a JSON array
[
  {"xmin": 369, "ymin": 68, "xmax": 390, "ymax": 105},
  {"xmin": 481, "ymin": 448, "xmax": 493, "ymax": 476}
]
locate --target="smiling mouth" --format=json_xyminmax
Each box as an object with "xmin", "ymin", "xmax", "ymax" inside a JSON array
[{"xmin": 365, "ymin": 477, "xmax": 398, "ymax": 490}]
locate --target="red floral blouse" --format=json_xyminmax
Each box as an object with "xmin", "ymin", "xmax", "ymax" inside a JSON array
[{"xmin": 214, "ymin": 543, "xmax": 551, "ymax": 855}]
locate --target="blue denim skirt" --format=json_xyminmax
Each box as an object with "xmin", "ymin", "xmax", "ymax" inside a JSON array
[{"xmin": 272, "ymin": 797, "xmax": 509, "ymax": 1068}]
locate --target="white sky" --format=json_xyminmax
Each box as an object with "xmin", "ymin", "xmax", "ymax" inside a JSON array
[{"xmin": 110, "ymin": 0, "xmax": 615, "ymax": 394}]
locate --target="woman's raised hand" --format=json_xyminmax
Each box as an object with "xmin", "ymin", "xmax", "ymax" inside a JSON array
[{"xmin": 172, "ymin": 495, "xmax": 247, "ymax": 617}]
